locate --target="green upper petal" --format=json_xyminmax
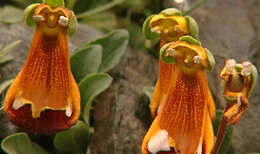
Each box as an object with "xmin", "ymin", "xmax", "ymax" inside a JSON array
[
  {"xmin": 159, "ymin": 43, "xmax": 176, "ymax": 64},
  {"xmin": 160, "ymin": 8, "xmax": 182, "ymax": 16},
  {"xmin": 185, "ymin": 16, "xmax": 199, "ymax": 39},
  {"xmin": 43, "ymin": 0, "xmax": 65, "ymax": 7},
  {"xmin": 24, "ymin": 3, "xmax": 40, "ymax": 27},
  {"xmin": 142, "ymin": 15, "xmax": 160, "ymax": 40}
]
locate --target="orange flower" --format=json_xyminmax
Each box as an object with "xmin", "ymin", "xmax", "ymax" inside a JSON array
[
  {"xmin": 142, "ymin": 40, "xmax": 215, "ymax": 154},
  {"xmin": 143, "ymin": 9, "xmax": 212, "ymax": 119},
  {"xmin": 3, "ymin": 3, "xmax": 80, "ymax": 133},
  {"xmin": 220, "ymin": 59, "xmax": 257, "ymax": 124}
]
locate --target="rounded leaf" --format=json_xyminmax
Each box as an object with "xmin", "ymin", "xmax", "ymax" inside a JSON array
[
  {"xmin": 160, "ymin": 43, "xmax": 175, "ymax": 64},
  {"xmin": 143, "ymin": 15, "xmax": 160, "ymax": 40},
  {"xmin": 185, "ymin": 16, "xmax": 199, "ymax": 39},
  {"xmin": 161, "ymin": 8, "xmax": 182, "ymax": 16},
  {"xmin": 179, "ymin": 35, "xmax": 201, "ymax": 46}
]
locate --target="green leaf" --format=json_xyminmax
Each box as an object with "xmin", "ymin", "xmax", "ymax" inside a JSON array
[
  {"xmin": 213, "ymin": 110, "xmax": 233, "ymax": 154},
  {"xmin": 179, "ymin": 35, "xmax": 201, "ymax": 46},
  {"xmin": 0, "ymin": 79, "xmax": 14, "ymax": 95},
  {"xmin": 142, "ymin": 15, "xmax": 160, "ymax": 40},
  {"xmin": 80, "ymin": 11, "xmax": 117, "ymax": 31},
  {"xmin": 0, "ymin": 40, "xmax": 21, "ymax": 57},
  {"xmin": 0, "ymin": 5, "xmax": 24, "ymax": 24},
  {"xmin": 1, "ymin": 133, "xmax": 49, "ymax": 154},
  {"xmin": 79, "ymin": 73, "xmax": 113, "ymax": 123},
  {"xmin": 143, "ymin": 86, "xmax": 154, "ymax": 101},
  {"xmin": 76, "ymin": 0, "xmax": 125, "ymax": 19},
  {"xmin": 0, "ymin": 55, "xmax": 13, "ymax": 64},
  {"xmin": 54, "ymin": 121, "xmax": 91, "ymax": 154},
  {"xmin": 43, "ymin": 0, "xmax": 65, "ymax": 7},
  {"xmin": 24, "ymin": 3, "xmax": 40, "ymax": 27},
  {"xmin": 70, "ymin": 45, "xmax": 102, "ymax": 83},
  {"xmin": 88, "ymin": 29, "xmax": 129, "ymax": 73}
]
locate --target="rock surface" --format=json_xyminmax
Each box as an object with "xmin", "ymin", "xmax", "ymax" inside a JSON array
[{"xmin": 1, "ymin": 0, "xmax": 260, "ymax": 153}]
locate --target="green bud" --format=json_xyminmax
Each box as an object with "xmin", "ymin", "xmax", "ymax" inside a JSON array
[
  {"xmin": 142, "ymin": 15, "xmax": 160, "ymax": 40},
  {"xmin": 24, "ymin": 3, "xmax": 40, "ymax": 27},
  {"xmin": 179, "ymin": 35, "xmax": 201, "ymax": 46}
]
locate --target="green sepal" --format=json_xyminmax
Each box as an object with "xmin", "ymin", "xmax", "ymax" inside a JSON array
[
  {"xmin": 67, "ymin": 11, "xmax": 77, "ymax": 36},
  {"xmin": 224, "ymin": 95, "xmax": 237, "ymax": 103},
  {"xmin": 179, "ymin": 35, "xmax": 201, "ymax": 46},
  {"xmin": 161, "ymin": 8, "xmax": 182, "ymax": 16},
  {"xmin": 234, "ymin": 64, "xmax": 243, "ymax": 72},
  {"xmin": 204, "ymin": 48, "xmax": 215, "ymax": 72},
  {"xmin": 185, "ymin": 16, "xmax": 199, "ymax": 39},
  {"xmin": 160, "ymin": 43, "xmax": 175, "ymax": 64},
  {"xmin": 248, "ymin": 65, "xmax": 258, "ymax": 97},
  {"xmin": 43, "ymin": 0, "xmax": 65, "ymax": 7},
  {"xmin": 142, "ymin": 15, "xmax": 160, "ymax": 40},
  {"xmin": 24, "ymin": 3, "xmax": 40, "ymax": 27}
]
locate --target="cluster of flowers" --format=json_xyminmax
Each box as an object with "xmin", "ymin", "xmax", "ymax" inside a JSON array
[{"xmin": 141, "ymin": 8, "xmax": 258, "ymax": 154}]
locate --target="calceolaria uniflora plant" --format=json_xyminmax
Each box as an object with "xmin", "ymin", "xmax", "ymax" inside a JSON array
[
  {"xmin": 0, "ymin": 0, "xmax": 128, "ymax": 153},
  {"xmin": 142, "ymin": 8, "xmax": 213, "ymax": 119},
  {"xmin": 212, "ymin": 59, "xmax": 258, "ymax": 154},
  {"xmin": 142, "ymin": 8, "xmax": 257, "ymax": 154}
]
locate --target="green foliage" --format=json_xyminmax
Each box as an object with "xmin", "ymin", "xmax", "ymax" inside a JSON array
[
  {"xmin": 79, "ymin": 73, "xmax": 113, "ymax": 123},
  {"xmin": 143, "ymin": 86, "xmax": 154, "ymax": 101},
  {"xmin": 54, "ymin": 121, "xmax": 91, "ymax": 154},
  {"xmin": 88, "ymin": 29, "xmax": 129, "ymax": 72},
  {"xmin": 70, "ymin": 45, "xmax": 102, "ymax": 82},
  {"xmin": 0, "ymin": 27, "xmax": 128, "ymax": 153},
  {"xmin": 0, "ymin": 40, "xmax": 21, "ymax": 65},
  {"xmin": 0, "ymin": 5, "xmax": 24, "ymax": 24},
  {"xmin": 213, "ymin": 110, "xmax": 233, "ymax": 154},
  {"xmin": 1, "ymin": 133, "xmax": 49, "ymax": 154}
]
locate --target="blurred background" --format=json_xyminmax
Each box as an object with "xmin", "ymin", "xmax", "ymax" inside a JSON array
[{"xmin": 0, "ymin": 0, "xmax": 260, "ymax": 154}]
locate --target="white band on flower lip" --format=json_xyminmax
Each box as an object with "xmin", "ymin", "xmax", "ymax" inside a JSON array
[
  {"xmin": 166, "ymin": 48, "xmax": 176, "ymax": 57},
  {"xmin": 32, "ymin": 15, "xmax": 45, "ymax": 22},
  {"xmin": 193, "ymin": 55, "xmax": 201, "ymax": 64},
  {"xmin": 225, "ymin": 59, "xmax": 236, "ymax": 75},
  {"xmin": 241, "ymin": 61, "xmax": 252, "ymax": 76},
  {"xmin": 151, "ymin": 27, "xmax": 161, "ymax": 34},
  {"xmin": 58, "ymin": 16, "xmax": 69, "ymax": 27},
  {"xmin": 148, "ymin": 129, "xmax": 171, "ymax": 154}
]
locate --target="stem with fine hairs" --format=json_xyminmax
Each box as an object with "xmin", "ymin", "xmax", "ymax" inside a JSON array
[{"xmin": 211, "ymin": 115, "xmax": 228, "ymax": 154}]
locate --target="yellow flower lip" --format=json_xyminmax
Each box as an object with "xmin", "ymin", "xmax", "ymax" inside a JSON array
[
  {"xmin": 150, "ymin": 14, "xmax": 189, "ymax": 40},
  {"xmin": 163, "ymin": 41, "xmax": 209, "ymax": 74},
  {"xmin": 32, "ymin": 4, "xmax": 72, "ymax": 34}
]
